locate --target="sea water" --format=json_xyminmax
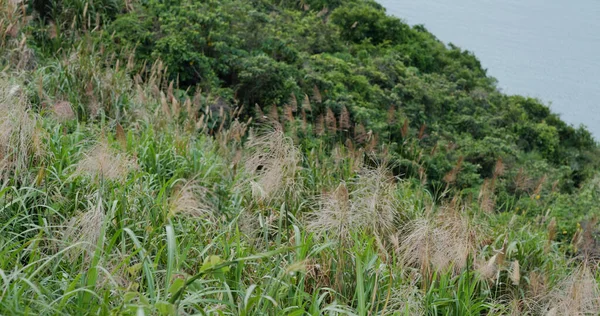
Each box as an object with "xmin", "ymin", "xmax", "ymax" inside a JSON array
[{"xmin": 379, "ymin": 0, "xmax": 600, "ymax": 139}]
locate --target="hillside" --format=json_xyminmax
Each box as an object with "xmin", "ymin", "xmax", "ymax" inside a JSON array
[{"xmin": 1, "ymin": 0, "xmax": 599, "ymax": 314}]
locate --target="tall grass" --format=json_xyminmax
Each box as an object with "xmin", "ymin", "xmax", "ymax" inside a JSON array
[{"xmin": 0, "ymin": 3, "xmax": 599, "ymax": 315}]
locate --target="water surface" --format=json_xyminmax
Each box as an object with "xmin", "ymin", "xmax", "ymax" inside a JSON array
[{"xmin": 379, "ymin": 0, "xmax": 600, "ymax": 139}]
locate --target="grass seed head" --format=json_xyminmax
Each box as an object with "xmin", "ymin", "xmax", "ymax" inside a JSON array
[{"xmin": 75, "ymin": 142, "xmax": 137, "ymax": 182}]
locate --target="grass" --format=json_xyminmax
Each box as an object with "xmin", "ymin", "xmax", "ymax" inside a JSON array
[{"xmin": 0, "ymin": 3, "xmax": 599, "ymax": 315}]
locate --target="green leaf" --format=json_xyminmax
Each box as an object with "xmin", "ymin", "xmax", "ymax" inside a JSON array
[
  {"xmin": 168, "ymin": 278, "xmax": 185, "ymax": 296},
  {"xmin": 155, "ymin": 301, "xmax": 176, "ymax": 315}
]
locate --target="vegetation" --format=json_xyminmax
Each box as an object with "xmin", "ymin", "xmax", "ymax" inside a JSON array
[{"xmin": 1, "ymin": 0, "xmax": 599, "ymax": 314}]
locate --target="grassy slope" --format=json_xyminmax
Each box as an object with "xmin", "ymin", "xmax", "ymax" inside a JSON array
[{"xmin": 1, "ymin": 0, "xmax": 600, "ymax": 315}]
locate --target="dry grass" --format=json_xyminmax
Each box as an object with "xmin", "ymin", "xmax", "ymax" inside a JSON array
[
  {"xmin": 50, "ymin": 101, "xmax": 76, "ymax": 122},
  {"xmin": 0, "ymin": 77, "xmax": 43, "ymax": 180},
  {"xmin": 306, "ymin": 165, "xmax": 399, "ymax": 243},
  {"xmin": 242, "ymin": 129, "xmax": 301, "ymax": 203},
  {"xmin": 399, "ymin": 203, "xmax": 483, "ymax": 277},
  {"xmin": 543, "ymin": 263, "xmax": 600, "ymax": 315},
  {"xmin": 62, "ymin": 192, "xmax": 106, "ymax": 260},
  {"xmin": 168, "ymin": 179, "xmax": 214, "ymax": 220},
  {"xmin": 75, "ymin": 142, "xmax": 137, "ymax": 182},
  {"xmin": 306, "ymin": 183, "xmax": 354, "ymax": 242},
  {"xmin": 476, "ymin": 253, "xmax": 499, "ymax": 281}
]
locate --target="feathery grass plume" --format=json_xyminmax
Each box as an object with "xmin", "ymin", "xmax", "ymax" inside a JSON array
[
  {"xmin": 417, "ymin": 124, "xmax": 427, "ymax": 140},
  {"xmin": 529, "ymin": 270, "xmax": 548, "ymax": 299},
  {"xmin": 115, "ymin": 122, "xmax": 127, "ymax": 150},
  {"xmin": 75, "ymin": 142, "xmax": 137, "ymax": 182},
  {"xmin": 289, "ymin": 92, "xmax": 298, "ymax": 112},
  {"xmin": 315, "ymin": 114, "xmax": 325, "ymax": 136},
  {"xmin": 551, "ymin": 179, "xmax": 560, "ymax": 193},
  {"xmin": 316, "ymin": 7, "xmax": 329, "ymax": 17},
  {"xmin": 510, "ymin": 260, "xmax": 520, "ymax": 285},
  {"xmin": 324, "ymin": 107, "xmax": 337, "ymax": 133},
  {"xmin": 399, "ymin": 217, "xmax": 447, "ymax": 280},
  {"xmin": 254, "ymin": 103, "xmax": 267, "ymax": 123},
  {"xmin": 302, "ymin": 93, "xmax": 311, "ymax": 111},
  {"xmin": 242, "ymin": 129, "xmax": 301, "ymax": 203},
  {"xmin": 168, "ymin": 179, "xmax": 213, "ymax": 219},
  {"xmin": 399, "ymin": 203, "xmax": 483, "ymax": 278},
  {"xmin": 547, "ymin": 217, "xmax": 557, "ymax": 243},
  {"xmin": 418, "ymin": 165, "xmax": 427, "ymax": 185},
  {"xmin": 226, "ymin": 118, "xmax": 249, "ymax": 143},
  {"xmin": 354, "ymin": 123, "xmax": 367, "ymax": 144},
  {"xmin": 443, "ymin": 156, "xmax": 464, "ymax": 184},
  {"xmin": 268, "ymin": 104, "xmax": 279, "ymax": 123},
  {"xmin": 493, "ymin": 158, "xmax": 505, "ymax": 178},
  {"xmin": 339, "ymin": 105, "xmax": 350, "ymax": 131},
  {"xmin": 171, "ymin": 94, "xmax": 181, "ymax": 118},
  {"xmin": 312, "ymin": 85, "xmax": 322, "ymax": 103},
  {"xmin": 477, "ymin": 254, "xmax": 499, "ymax": 281},
  {"xmin": 49, "ymin": 101, "xmax": 76, "ymax": 122},
  {"xmin": 344, "ymin": 138, "xmax": 354, "ymax": 152},
  {"xmin": 62, "ymin": 191, "xmax": 105, "ymax": 261},
  {"xmin": 283, "ymin": 104, "xmax": 294, "ymax": 123},
  {"xmin": 351, "ymin": 166, "xmax": 399, "ymax": 236},
  {"xmin": 478, "ymin": 179, "xmax": 495, "ymax": 213},
  {"xmin": 430, "ymin": 142, "xmax": 438, "ymax": 156},
  {"xmin": 306, "ymin": 183, "xmax": 353, "ymax": 242},
  {"xmin": 400, "ymin": 119, "xmax": 409, "ymax": 138},
  {"xmin": 0, "ymin": 78, "xmax": 42, "ymax": 180},
  {"xmin": 300, "ymin": 108, "xmax": 307, "ymax": 132},
  {"xmin": 532, "ymin": 174, "xmax": 547, "ymax": 198},
  {"xmin": 514, "ymin": 167, "xmax": 531, "ymax": 193},
  {"xmin": 573, "ymin": 217, "xmax": 599, "ymax": 259},
  {"xmin": 365, "ymin": 132, "xmax": 378, "ymax": 153},
  {"xmin": 160, "ymin": 91, "xmax": 171, "ymax": 119},
  {"xmin": 306, "ymin": 165, "xmax": 399, "ymax": 242},
  {"xmin": 386, "ymin": 106, "xmax": 396, "ymax": 125},
  {"xmin": 543, "ymin": 263, "xmax": 600, "ymax": 315}
]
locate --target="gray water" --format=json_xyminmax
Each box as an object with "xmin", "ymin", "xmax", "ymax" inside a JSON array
[{"xmin": 379, "ymin": 0, "xmax": 600, "ymax": 140}]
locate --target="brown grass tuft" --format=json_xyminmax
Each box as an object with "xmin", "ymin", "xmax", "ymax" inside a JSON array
[
  {"xmin": 268, "ymin": 104, "xmax": 279, "ymax": 124},
  {"xmin": 168, "ymin": 179, "xmax": 213, "ymax": 219},
  {"xmin": 417, "ymin": 124, "xmax": 427, "ymax": 140},
  {"xmin": 283, "ymin": 104, "xmax": 294, "ymax": 123},
  {"xmin": 312, "ymin": 85, "xmax": 322, "ymax": 103},
  {"xmin": 386, "ymin": 106, "xmax": 396, "ymax": 125},
  {"xmin": 315, "ymin": 114, "xmax": 325, "ymax": 136},
  {"xmin": 339, "ymin": 105, "xmax": 350, "ymax": 131},
  {"xmin": 478, "ymin": 179, "xmax": 496, "ymax": 213},
  {"xmin": 242, "ymin": 130, "xmax": 301, "ymax": 203},
  {"xmin": 0, "ymin": 78, "xmax": 42, "ymax": 180},
  {"xmin": 477, "ymin": 254, "xmax": 499, "ymax": 281},
  {"xmin": 302, "ymin": 93, "xmax": 311, "ymax": 111},
  {"xmin": 306, "ymin": 165, "xmax": 399, "ymax": 243},
  {"xmin": 354, "ymin": 123, "xmax": 367, "ymax": 144},
  {"xmin": 51, "ymin": 101, "xmax": 76, "ymax": 122},
  {"xmin": 399, "ymin": 204, "xmax": 483, "ymax": 278},
  {"xmin": 510, "ymin": 260, "xmax": 521, "ymax": 285},
  {"xmin": 514, "ymin": 167, "xmax": 531, "ymax": 193},
  {"xmin": 324, "ymin": 107, "xmax": 337, "ymax": 133},
  {"xmin": 75, "ymin": 142, "xmax": 137, "ymax": 182},
  {"xmin": 63, "ymin": 192, "xmax": 106, "ymax": 261},
  {"xmin": 443, "ymin": 156, "xmax": 464, "ymax": 185},
  {"xmin": 401, "ymin": 119, "xmax": 409, "ymax": 138}
]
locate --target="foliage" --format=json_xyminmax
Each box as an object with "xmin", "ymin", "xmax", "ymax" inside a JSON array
[{"xmin": 1, "ymin": 0, "xmax": 600, "ymax": 314}]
